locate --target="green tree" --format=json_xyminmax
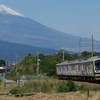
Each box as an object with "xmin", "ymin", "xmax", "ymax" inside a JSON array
[
  {"xmin": 40, "ymin": 55, "xmax": 57, "ymax": 76},
  {"xmin": 0, "ymin": 59, "xmax": 5, "ymax": 66},
  {"xmin": 81, "ymin": 51, "xmax": 97, "ymax": 58}
]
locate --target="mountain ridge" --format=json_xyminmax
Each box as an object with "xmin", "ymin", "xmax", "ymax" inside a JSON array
[
  {"xmin": 0, "ymin": 4, "xmax": 24, "ymax": 17},
  {"xmin": 0, "ymin": 14, "xmax": 79, "ymax": 49},
  {"xmin": 0, "ymin": 39, "xmax": 58, "ymax": 62},
  {"xmin": 0, "ymin": 4, "xmax": 100, "ymax": 62},
  {"xmin": 1, "ymin": 13, "xmax": 97, "ymax": 51}
]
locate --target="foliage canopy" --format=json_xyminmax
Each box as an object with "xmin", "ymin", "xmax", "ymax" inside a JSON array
[{"xmin": 7, "ymin": 50, "xmax": 97, "ymax": 80}]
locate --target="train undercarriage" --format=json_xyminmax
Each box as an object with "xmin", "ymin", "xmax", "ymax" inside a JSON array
[{"xmin": 58, "ymin": 75, "xmax": 100, "ymax": 82}]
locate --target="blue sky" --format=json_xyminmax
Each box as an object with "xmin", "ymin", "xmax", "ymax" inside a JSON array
[{"xmin": 1, "ymin": 0, "xmax": 100, "ymax": 40}]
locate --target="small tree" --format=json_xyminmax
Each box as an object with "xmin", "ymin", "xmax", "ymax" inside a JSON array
[
  {"xmin": 0, "ymin": 59, "xmax": 5, "ymax": 66},
  {"xmin": 66, "ymin": 80, "xmax": 76, "ymax": 92},
  {"xmin": 57, "ymin": 80, "xmax": 77, "ymax": 92}
]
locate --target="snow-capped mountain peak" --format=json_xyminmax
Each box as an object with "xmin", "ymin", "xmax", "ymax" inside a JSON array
[{"xmin": 0, "ymin": 4, "xmax": 24, "ymax": 17}]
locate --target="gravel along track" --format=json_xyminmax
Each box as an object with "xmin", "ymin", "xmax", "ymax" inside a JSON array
[{"xmin": 72, "ymin": 80, "xmax": 100, "ymax": 89}]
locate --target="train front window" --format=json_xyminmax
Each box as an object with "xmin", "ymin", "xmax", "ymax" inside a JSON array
[{"xmin": 95, "ymin": 60, "xmax": 100, "ymax": 71}]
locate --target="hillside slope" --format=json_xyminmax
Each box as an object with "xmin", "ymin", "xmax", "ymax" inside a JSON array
[{"xmin": 0, "ymin": 4, "xmax": 100, "ymax": 62}]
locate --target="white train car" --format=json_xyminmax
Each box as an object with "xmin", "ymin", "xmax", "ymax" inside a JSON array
[{"xmin": 56, "ymin": 56, "xmax": 100, "ymax": 81}]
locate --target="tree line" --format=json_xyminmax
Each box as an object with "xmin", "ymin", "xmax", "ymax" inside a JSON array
[{"xmin": 6, "ymin": 50, "xmax": 98, "ymax": 80}]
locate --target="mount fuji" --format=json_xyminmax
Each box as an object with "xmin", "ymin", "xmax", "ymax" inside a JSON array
[
  {"xmin": 0, "ymin": 4, "xmax": 100, "ymax": 61},
  {"xmin": 0, "ymin": 4, "xmax": 24, "ymax": 17}
]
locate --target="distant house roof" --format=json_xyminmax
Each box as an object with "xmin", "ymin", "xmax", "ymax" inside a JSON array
[
  {"xmin": 0, "ymin": 67, "xmax": 5, "ymax": 73},
  {"xmin": 0, "ymin": 67, "xmax": 4, "ymax": 69}
]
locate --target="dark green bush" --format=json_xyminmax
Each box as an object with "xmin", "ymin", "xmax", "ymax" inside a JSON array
[
  {"xmin": 66, "ymin": 80, "xmax": 77, "ymax": 92},
  {"xmin": 57, "ymin": 83, "xmax": 67, "ymax": 92},
  {"xmin": 76, "ymin": 84, "xmax": 87, "ymax": 92},
  {"xmin": 57, "ymin": 80, "xmax": 76, "ymax": 92},
  {"xmin": 91, "ymin": 86, "xmax": 100, "ymax": 91},
  {"xmin": 9, "ymin": 88, "xmax": 24, "ymax": 94},
  {"xmin": 10, "ymin": 80, "xmax": 90, "ymax": 94}
]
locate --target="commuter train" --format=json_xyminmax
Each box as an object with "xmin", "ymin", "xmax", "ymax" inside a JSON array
[{"xmin": 56, "ymin": 56, "xmax": 100, "ymax": 81}]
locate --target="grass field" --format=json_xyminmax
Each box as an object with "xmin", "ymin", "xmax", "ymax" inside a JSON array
[
  {"xmin": 0, "ymin": 91, "xmax": 100, "ymax": 100},
  {"xmin": 0, "ymin": 80, "xmax": 100, "ymax": 100}
]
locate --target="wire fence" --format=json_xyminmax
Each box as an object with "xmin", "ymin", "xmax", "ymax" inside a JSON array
[{"xmin": 18, "ymin": 75, "xmax": 51, "ymax": 84}]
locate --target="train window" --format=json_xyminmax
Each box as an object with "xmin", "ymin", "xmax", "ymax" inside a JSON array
[{"xmin": 95, "ymin": 60, "xmax": 100, "ymax": 70}]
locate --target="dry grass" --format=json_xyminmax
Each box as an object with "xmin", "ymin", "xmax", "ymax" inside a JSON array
[
  {"xmin": 0, "ymin": 80, "xmax": 100, "ymax": 100},
  {"xmin": 90, "ymin": 92, "xmax": 100, "ymax": 100},
  {"xmin": 0, "ymin": 91, "xmax": 100, "ymax": 100},
  {"xmin": 0, "ymin": 84, "xmax": 18, "ymax": 92}
]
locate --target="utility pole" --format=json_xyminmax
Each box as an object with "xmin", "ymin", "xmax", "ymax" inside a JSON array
[
  {"xmin": 15, "ymin": 54, "xmax": 18, "ymax": 83},
  {"xmin": 62, "ymin": 49, "xmax": 64, "ymax": 62},
  {"xmin": 91, "ymin": 35, "xmax": 94, "ymax": 57},
  {"xmin": 37, "ymin": 52, "xmax": 40, "ymax": 76},
  {"xmin": 5, "ymin": 61, "xmax": 8, "ymax": 73},
  {"xmin": 79, "ymin": 38, "xmax": 81, "ymax": 56},
  {"xmin": 62, "ymin": 46, "xmax": 65, "ymax": 62}
]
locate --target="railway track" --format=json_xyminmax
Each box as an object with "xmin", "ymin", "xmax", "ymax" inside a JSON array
[{"xmin": 74, "ymin": 80, "xmax": 100, "ymax": 88}]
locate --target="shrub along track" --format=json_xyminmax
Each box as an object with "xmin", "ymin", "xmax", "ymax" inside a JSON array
[
  {"xmin": 74, "ymin": 80, "xmax": 100, "ymax": 88},
  {"xmin": 58, "ymin": 79, "xmax": 100, "ymax": 89},
  {"xmin": 0, "ymin": 80, "xmax": 100, "ymax": 100}
]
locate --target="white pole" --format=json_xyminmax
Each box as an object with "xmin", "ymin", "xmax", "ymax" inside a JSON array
[
  {"xmin": 91, "ymin": 35, "xmax": 94, "ymax": 57},
  {"xmin": 37, "ymin": 52, "xmax": 39, "ymax": 76}
]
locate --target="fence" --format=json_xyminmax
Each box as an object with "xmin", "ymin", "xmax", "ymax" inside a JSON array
[{"xmin": 18, "ymin": 75, "xmax": 51, "ymax": 84}]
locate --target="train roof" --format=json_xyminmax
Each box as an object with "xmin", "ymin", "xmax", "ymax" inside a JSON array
[{"xmin": 56, "ymin": 56, "xmax": 100, "ymax": 66}]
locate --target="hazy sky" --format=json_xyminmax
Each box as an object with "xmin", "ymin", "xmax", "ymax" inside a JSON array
[{"xmin": 1, "ymin": 0, "xmax": 100, "ymax": 40}]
